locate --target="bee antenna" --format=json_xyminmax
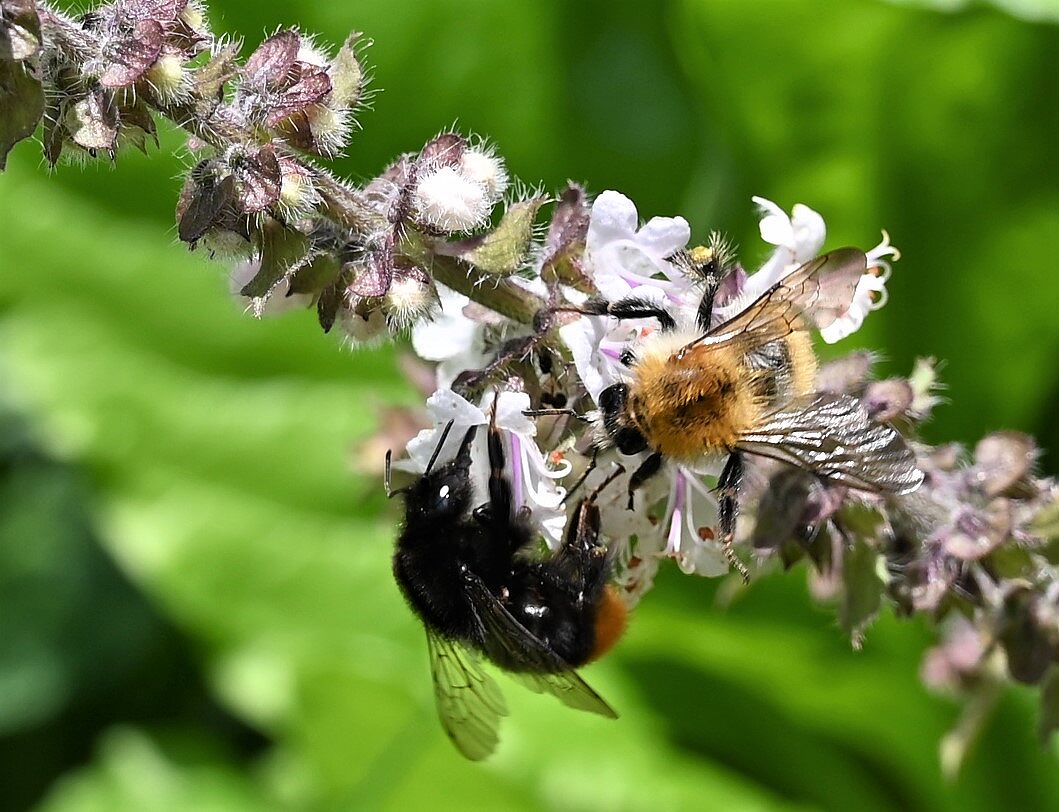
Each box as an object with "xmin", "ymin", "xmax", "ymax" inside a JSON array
[
  {"xmin": 424, "ymin": 420, "xmax": 455, "ymax": 476},
  {"xmin": 384, "ymin": 449, "xmax": 407, "ymax": 499}
]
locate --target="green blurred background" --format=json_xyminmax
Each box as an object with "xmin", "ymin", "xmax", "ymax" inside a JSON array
[{"xmin": 1, "ymin": 0, "xmax": 1058, "ymax": 809}]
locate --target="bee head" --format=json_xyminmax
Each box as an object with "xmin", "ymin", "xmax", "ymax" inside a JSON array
[
  {"xmin": 397, "ymin": 426, "xmax": 478, "ymax": 522},
  {"xmin": 598, "ymin": 383, "xmax": 649, "ymax": 455}
]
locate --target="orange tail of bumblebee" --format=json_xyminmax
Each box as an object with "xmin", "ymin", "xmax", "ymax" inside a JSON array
[{"xmin": 590, "ymin": 585, "xmax": 629, "ymax": 661}]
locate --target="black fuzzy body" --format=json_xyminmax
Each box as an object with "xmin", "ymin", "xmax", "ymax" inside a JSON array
[{"xmin": 392, "ymin": 427, "xmax": 612, "ymax": 670}]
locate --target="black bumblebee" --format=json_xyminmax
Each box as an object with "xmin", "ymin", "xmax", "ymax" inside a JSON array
[{"xmin": 387, "ymin": 409, "xmax": 626, "ymax": 759}]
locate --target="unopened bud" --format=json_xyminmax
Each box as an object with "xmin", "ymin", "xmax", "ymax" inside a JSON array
[
  {"xmin": 303, "ymin": 102, "xmax": 350, "ymax": 157},
  {"xmin": 277, "ymin": 158, "xmax": 320, "ymax": 218},
  {"xmin": 413, "ymin": 165, "xmax": 491, "ymax": 232},
  {"xmin": 146, "ymin": 50, "xmax": 189, "ymax": 102},
  {"xmin": 460, "ymin": 147, "xmax": 508, "ymax": 202},
  {"xmin": 384, "ymin": 269, "xmax": 436, "ymax": 329},
  {"xmin": 339, "ymin": 306, "xmax": 388, "ymax": 346}
]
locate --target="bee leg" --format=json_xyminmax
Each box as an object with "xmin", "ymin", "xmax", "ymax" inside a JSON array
[
  {"xmin": 552, "ymin": 296, "xmax": 676, "ymax": 332},
  {"xmin": 484, "ymin": 417, "xmax": 514, "ymax": 517},
  {"xmin": 626, "ymin": 452, "xmax": 664, "ymax": 510},
  {"xmin": 694, "ymin": 280, "xmax": 720, "ymax": 333},
  {"xmin": 523, "ymin": 407, "xmax": 591, "ymax": 423},
  {"xmin": 560, "ymin": 448, "xmax": 598, "ymax": 505},
  {"xmin": 717, "ymin": 451, "xmax": 750, "ymax": 583}
]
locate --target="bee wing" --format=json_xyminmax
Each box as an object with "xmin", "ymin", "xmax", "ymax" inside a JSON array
[
  {"xmin": 736, "ymin": 392, "xmax": 924, "ymax": 494},
  {"xmin": 689, "ymin": 248, "xmax": 867, "ymax": 353},
  {"xmin": 425, "ymin": 629, "xmax": 509, "ymax": 761},
  {"xmin": 464, "ymin": 572, "xmax": 618, "ymax": 719}
]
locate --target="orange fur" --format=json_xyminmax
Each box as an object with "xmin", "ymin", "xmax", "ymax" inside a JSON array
[
  {"xmin": 590, "ymin": 585, "xmax": 628, "ymax": 661},
  {"xmin": 628, "ymin": 331, "xmax": 762, "ymax": 458},
  {"xmin": 627, "ymin": 329, "xmax": 818, "ymax": 459}
]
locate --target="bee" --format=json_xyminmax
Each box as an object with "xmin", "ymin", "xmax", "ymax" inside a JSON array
[
  {"xmin": 386, "ymin": 408, "xmax": 626, "ymax": 760},
  {"xmin": 553, "ymin": 246, "xmax": 924, "ymax": 578}
]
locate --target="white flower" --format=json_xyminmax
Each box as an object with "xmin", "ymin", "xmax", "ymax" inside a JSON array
[
  {"xmin": 560, "ymin": 191, "xmax": 695, "ymax": 403},
  {"xmin": 411, "ymin": 285, "xmax": 491, "ymax": 389},
  {"xmin": 558, "ymin": 316, "xmax": 642, "ymax": 403},
  {"xmin": 413, "ymin": 165, "xmax": 491, "ymax": 232},
  {"xmin": 586, "ymin": 190, "xmax": 692, "ymax": 301},
  {"xmin": 403, "ymin": 389, "xmax": 571, "ymax": 546},
  {"xmin": 659, "ymin": 464, "xmax": 729, "ymax": 576},
  {"xmin": 716, "ymin": 196, "xmax": 826, "ymax": 320},
  {"xmin": 819, "ymin": 231, "xmax": 899, "ymax": 344}
]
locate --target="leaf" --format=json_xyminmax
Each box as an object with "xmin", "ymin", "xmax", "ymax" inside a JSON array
[
  {"xmin": 288, "ymin": 252, "xmax": 341, "ymax": 296},
  {"xmin": 540, "ymin": 183, "xmax": 591, "ymax": 287},
  {"xmin": 192, "ymin": 40, "xmax": 241, "ymax": 106},
  {"xmin": 457, "ymin": 196, "xmax": 546, "ymax": 276},
  {"xmin": 242, "ymin": 29, "xmax": 299, "ymax": 87},
  {"xmin": 839, "ymin": 534, "xmax": 885, "ymax": 649},
  {"xmin": 232, "ymin": 145, "xmax": 282, "ymax": 214},
  {"xmin": 239, "ymin": 217, "xmax": 310, "ymax": 298},
  {"xmin": 0, "ymin": 55, "xmax": 43, "ymax": 170},
  {"xmin": 418, "ymin": 132, "xmax": 465, "ymax": 166}
]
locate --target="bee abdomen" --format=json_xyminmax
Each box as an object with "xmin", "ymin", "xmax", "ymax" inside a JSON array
[{"xmin": 589, "ymin": 586, "xmax": 628, "ymax": 662}]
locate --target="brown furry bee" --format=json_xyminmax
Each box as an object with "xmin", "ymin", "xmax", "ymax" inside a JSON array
[{"xmin": 555, "ymin": 247, "xmax": 924, "ymax": 578}]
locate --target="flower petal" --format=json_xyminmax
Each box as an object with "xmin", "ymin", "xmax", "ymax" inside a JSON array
[{"xmin": 586, "ymin": 190, "xmax": 639, "ymax": 251}]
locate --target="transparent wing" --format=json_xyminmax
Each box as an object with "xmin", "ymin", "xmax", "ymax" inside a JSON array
[
  {"xmin": 737, "ymin": 392, "xmax": 924, "ymax": 494},
  {"xmin": 426, "ymin": 629, "xmax": 508, "ymax": 761},
  {"xmin": 685, "ymin": 248, "xmax": 867, "ymax": 355},
  {"xmin": 463, "ymin": 573, "xmax": 618, "ymax": 719}
]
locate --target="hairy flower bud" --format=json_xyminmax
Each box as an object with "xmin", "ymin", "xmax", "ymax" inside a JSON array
[
  {"xmin": 460, "ymin": 146, "xmax": 508, "ymax": 202},
  {"xmin": 384, "ymin": 267, "xmax": 437, "ymax": 329},
  {"xmin": 412, "ymin": 165, "xmax": 491, "ymax": 232}
]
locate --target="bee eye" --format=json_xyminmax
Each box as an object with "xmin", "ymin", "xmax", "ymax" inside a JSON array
[
  {"xmin": 599, "ymin": 384, "xmax": 628, "ymax": 413},
  {"xmin": 432, "ymin": 482, "xmax": 456, "ymax": 513},
  {"xmin": 615, "ymin": 427, "xmax": 648, "ymax": 454}
]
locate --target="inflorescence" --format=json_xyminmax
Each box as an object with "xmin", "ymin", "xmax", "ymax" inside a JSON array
[{"xmin": 4, "ymin": 0, "xmax": 1059, "ymax": 774}]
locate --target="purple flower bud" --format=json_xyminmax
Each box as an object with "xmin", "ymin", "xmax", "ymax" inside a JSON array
[
  {"xmin": 973, "ymin": 431, "xmax": 1037, "ymax": 499},
  {"xmin": 921, "ymin": 616, "xmax": 986, "ymax": 694},
  {"xmin": 228, "ymin": 144, "xmax": 282, "ymax": 214},
  {"xmin": 815, "ymin": 351, "xmax": 876, "ymax": 396},
  {"xmin": 98, "ymin": 18, "xmax": 164, "ymax": 88},
  {"xmin": 346, "ymin": 252, "xmax": 394, "ymax": 298},
  {"xmin": 863, "ymin": 377, "xmax": 914, "ymax": 423},
  {"xmin": 943, "ymin": 501, "xmax": 1012, "ymax": 561}
]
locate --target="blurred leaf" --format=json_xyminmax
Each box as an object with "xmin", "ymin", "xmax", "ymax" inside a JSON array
[{"xmin": 39, "ymin": 728, "xmax": 267, "ymax": 812}]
